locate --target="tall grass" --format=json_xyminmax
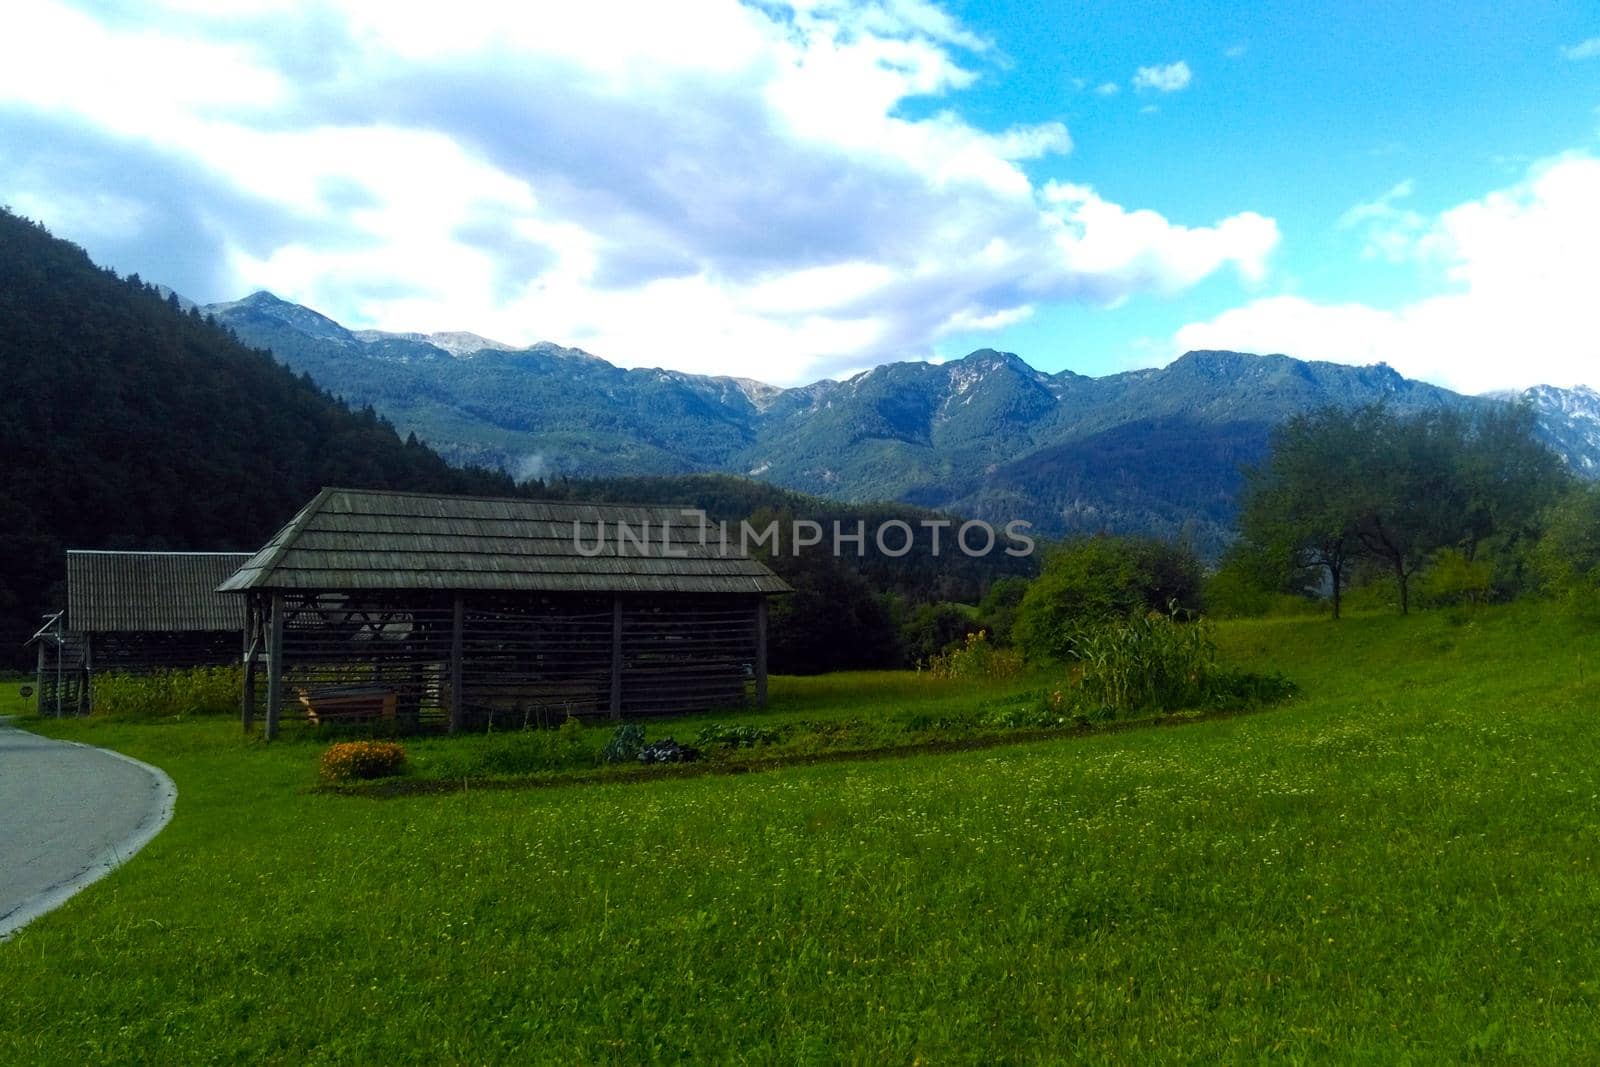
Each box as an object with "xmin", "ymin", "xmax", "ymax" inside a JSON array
[{"xmin": 922, "ymin": 629, "xmax": 1024, "ymax": 680}]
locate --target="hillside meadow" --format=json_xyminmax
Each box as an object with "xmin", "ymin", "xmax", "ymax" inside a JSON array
[{"xmin": 3, "ymin": 603, "xmax": 1599, "ymax": 1062}]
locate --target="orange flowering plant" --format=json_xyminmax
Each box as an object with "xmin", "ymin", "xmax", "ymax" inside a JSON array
[{"xmin": 319, "ymin": 740, "xmax": 407, "ymax": 782}]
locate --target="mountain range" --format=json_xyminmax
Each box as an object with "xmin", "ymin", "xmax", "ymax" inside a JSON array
[{"xmin": 203, "ymin": 290, "xmax": 1600, "ymax": 554}]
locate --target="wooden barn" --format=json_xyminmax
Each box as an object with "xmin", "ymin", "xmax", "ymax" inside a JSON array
[
  {"xmin": 31, "ymin": 551, "xmax": 252, "ymax": 715},
  {"xmin": 218, "ymin": 487, "xmax": 790, "ymax": 738}
]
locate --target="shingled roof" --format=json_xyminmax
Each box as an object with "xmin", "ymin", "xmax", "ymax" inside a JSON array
[
  {"xmin": 217, "ymin": 487, "xmax": 791, "ymax": 595},
  {"xmin": 68, "ymin": 551, "xmax": 253, "ymax": 632}
]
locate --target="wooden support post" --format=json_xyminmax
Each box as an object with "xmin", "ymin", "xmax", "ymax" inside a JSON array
[
  {"xmin": 53, "ymin": 619, "xmax": 63, "ymax": 719},
  {"xmin": 241, "ymin": 600, "xmax": 258, "ymax": 733},
  {"xmin": 609, "ymin": 594, "xmax": 623, "ymax": 719},
  {"xmin": 264, "ymin": 592, "xmax": 284, "ymax": 741},
  {"xmin": 78, "ymin": 633, "xmax": 92, "ymax": 716},
  {"xmin": 755, "ymin": 597, "xmax": 769, "ymax": 709},
  {"xmin": 449, "ymin": 593, "xmax": 465, "ymax": 733}
]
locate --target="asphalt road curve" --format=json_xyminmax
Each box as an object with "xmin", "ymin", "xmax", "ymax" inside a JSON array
[{"xmin": 0, "ymin": 721, "xmax": 176, "ymax": 940}]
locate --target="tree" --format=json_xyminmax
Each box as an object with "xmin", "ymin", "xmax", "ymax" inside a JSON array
[
  {"xmin": 1236, "ymin": 407, "xmax": 1368, "ymax": 618},
  {"xmin": 1238, "ymin": 402, "xmax": 1570, "ymax": 617},
  {"xmin": 1533, "ymin": 483, "xmax": 1600, "ymax": 620},
  {"xmin": 900, "ymin": 602, "xmax": 979, "ymax": 666},
  {"xmin": 977, "ymin": 575, "xmax": 1029, "ymax": 645}
]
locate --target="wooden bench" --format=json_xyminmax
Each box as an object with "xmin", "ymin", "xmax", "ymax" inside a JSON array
[{"xmin": 297, "ymin": 685, "xmax": 397, "ymax": 725}]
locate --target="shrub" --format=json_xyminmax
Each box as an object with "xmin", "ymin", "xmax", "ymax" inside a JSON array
[
  {"xmin": 901, "ymin": 602, "xmax": 980, "ymax": 666},
  {"xmin": 1203, "ymin": 550, "xmax": 1324, "ymax": 619},
  {"xmin": 1014, "ymin": 536, "xmax": 1203, "ymax": 663},
  {"xmin": 977, "ymin": 576, "xmax": 1030, "ymax": 646},
  {"xmin": 924, "ymin": 630, "xmax": 1024, "ymax": 681},
  {"xmin": 1419, "ymin": 547, "xmax": 1493, "ymax": 608},
  {"xmin": 92, "ymin": 665, "xmax": 241, "ymax": 719},
  {"xmin": 320, "ymin": 740, "xmax": 407, "ymax": 782},
  {"xmin": 600, "ymin": 723, "xmax": 647, "ymax": 764}
]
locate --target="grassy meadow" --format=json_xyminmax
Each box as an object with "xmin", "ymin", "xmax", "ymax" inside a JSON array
[{"xmin": 3, "ymin": 604, "xmax": 1600, "ymax": 1062}]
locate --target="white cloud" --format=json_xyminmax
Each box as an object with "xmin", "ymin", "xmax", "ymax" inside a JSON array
[
  {"xmin": 1562, "ymin": 36, "xmax": 1600, "ymax": 60},
  {"xmin": 1224, "ymin": 42, "xmax": 1247, "ymax": 59},
  {"xmin": 1174, "ymin": 153, "xmax": 1600, "ymax": 392},
  {"xmin": 1338, "ymin": 179, "xmax": 1427, "ymax": 261},
  {"xmin": 1094, "ymin": 81, "xmax": 1119, "ymax": 96},
  {"xmin": 1, "ymin": 0, "xmax": 1271, "ymax": 384},
  {"xmin": 1043, "ymin": 182, "xmax": 1278, "ymax": 297},
  {"xmin": 1132, "ymin": 60, "xmax": 1192, "ymax": 93}
]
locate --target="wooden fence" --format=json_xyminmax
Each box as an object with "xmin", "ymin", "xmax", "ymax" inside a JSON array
[{"xmin": 243, "ymin": 591, "xmax": 767, "ymax": 737}]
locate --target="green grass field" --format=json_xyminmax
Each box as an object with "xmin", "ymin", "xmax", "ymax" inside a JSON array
[{"xmin": 4, "ymin": 605, "xmax": 1599, "ymax": 1062}]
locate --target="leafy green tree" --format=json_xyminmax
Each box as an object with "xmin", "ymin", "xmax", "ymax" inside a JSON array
[
  {"xmin": 1014, "ymin": 536, "xmax": 1202, "ymax": 662},
  {"xmin": 1235, "ymin": 407, "xmax": 1376, "ymax": 618},
  {"xmin": 901, "ymin": 602, "xmax": 979, "ymax": 666},
  {"xmin": 1238, "ymin": 402, "xmax": 1568, "ymax": 616},
  {"xmin": 1533, "ymin": 484, "xmax": 1600, "ymax": 620},
  {"xmin": 764, "ymin": 548, "xmax": 904, "ymax": 673},
  {"xmin": 977, "ymin": 575, "xmax": 1029, "ymax": 645}
]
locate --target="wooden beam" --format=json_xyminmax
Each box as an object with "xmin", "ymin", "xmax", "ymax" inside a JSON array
[
  {"xmin": 264, "ymin": 592, "xmax": 284, "ymax": 741},
  {"xmin": 34, "ymin": 639, "xmax": 45, "ymax": 717},
  {"xmin": 609, "ymin": 594, "xmax": 623, "ymax": 719},
  {"xmin": 449, "ymin": 593, "xmax": 465, "ymax": 733},
  {"xmin": 78, "ymin": 633, "xmax": 92, "ymax": 716},
  {"xmin": 755, "ymin": 597, "xmax": 769, "ymax": 709},
  {"xmin": 241, "ymin": 599, "xmax": 259, "ymax": 732}
]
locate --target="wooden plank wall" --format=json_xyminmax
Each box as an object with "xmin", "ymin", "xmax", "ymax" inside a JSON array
[{"xmin": 255, "ymin": 590, "xmax": 763, "ymax": 733}]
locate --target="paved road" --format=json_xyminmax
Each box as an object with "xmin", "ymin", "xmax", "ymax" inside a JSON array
[{"xmin": 0, "ymin": 720, "xmax": 176, "ymax": 940}]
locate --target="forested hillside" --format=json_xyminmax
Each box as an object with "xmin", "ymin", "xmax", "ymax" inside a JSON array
[
  {"xmin": 0, "ymin": 210, "xmax": 515, "ymax": 658},
  {"xmin": 0, "ymin": 213, "xmax": 1034, "ymax": 666}
]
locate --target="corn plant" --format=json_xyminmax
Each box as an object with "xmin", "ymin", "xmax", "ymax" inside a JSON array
[
  {"xmin": 92, "ymin": 665, "xmax": 242, "ymax": 719},
  {"xmin": 1072, "ymin": 605, "xmax": 1217, "ymax": 717}
]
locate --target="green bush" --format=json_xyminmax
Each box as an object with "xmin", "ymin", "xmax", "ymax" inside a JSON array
[
  {"xmin": 901, "ymin": 601, "xmax": 980, "ymax": 666},
  {"xmin": 1419, "ymin": 547, "xmax": 1493, "ymax": 608},
  {"xmin": 977, "ymin": 576, "xmax": 1030, "ymax": 646},
  {"xmin": 1203, "ymin": 553, "xmax": 1325, "ymax": 619},
  {"xmin": 1014, "ymin": 536, "xmax": 1203, "ymax": 662},
  {"xmin": 320, "ymin": 740, "xmax": 407, "ymax": 782},
  {"xmin": 91, "ymin": 665, "xmax": 241, "ymax": 719}
]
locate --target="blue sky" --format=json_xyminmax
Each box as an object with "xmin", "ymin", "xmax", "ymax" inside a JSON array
[
  {"xmin": 3, "ymin": 1, "xmax": 1598, "ymax": 391},
  {"xmin": 936, "ymin": 0, "xmax": 1600, "ymax": 379}
]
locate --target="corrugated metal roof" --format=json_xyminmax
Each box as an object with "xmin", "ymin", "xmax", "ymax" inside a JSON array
[
  {"xmin": 68, "ymin": 551, "xmax": 253, "ymax": 633},
  {"xmin": 218, "ymin": 488, "xmax": 791, "ymax": 595}
]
